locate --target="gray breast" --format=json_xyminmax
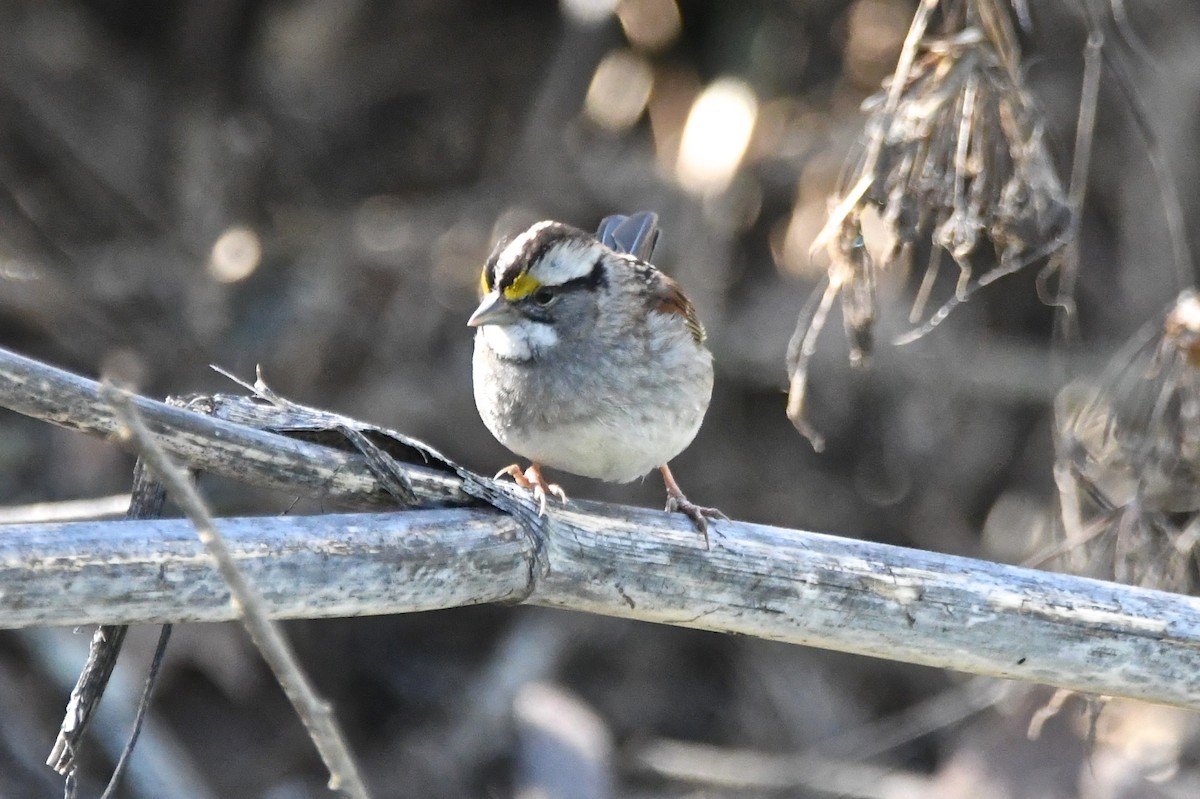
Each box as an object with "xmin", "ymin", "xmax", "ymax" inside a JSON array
[{"xmin": 472, "ymin": 325, "xmax": 713, "ymax": 452}]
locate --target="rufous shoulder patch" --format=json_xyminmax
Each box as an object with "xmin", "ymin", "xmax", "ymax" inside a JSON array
[{"xmin": 654, "ymin": 274, "xmax": 706, "ymax": 344}]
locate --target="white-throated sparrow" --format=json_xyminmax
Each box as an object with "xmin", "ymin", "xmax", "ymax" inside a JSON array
[{"xmin": 468, "ymin": 212, "xmax": 724, "ymax": 543}]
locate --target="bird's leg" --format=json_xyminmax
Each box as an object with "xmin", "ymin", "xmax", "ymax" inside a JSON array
[
  {"xmin": 659, "ymin": 464, "xmax": 726, "ymax": 548},
  {"xmin": 494, "ymin": 463, "xmax": 532, "ymax": 487},
  {"xmin": 494, "ymin": 463, "xmax": 567, "ymax": 516},
  {"xmin": 525, "ymin": 464, "xmax": 568, "ymax": 514}
]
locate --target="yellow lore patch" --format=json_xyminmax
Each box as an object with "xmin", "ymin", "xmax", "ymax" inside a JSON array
[{"xmin": 502, "ymin": 272, "xmax": 541, "ymax": 301}]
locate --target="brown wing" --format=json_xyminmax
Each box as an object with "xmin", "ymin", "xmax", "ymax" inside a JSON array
[{"xmin": 654, "ymin": 273, "xmax": 706, "ymax": 344}]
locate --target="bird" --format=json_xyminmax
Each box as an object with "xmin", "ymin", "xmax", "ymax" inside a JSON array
[{"xmin": 468, "ymin": 212, "xmax": 724, "ymax": 544}]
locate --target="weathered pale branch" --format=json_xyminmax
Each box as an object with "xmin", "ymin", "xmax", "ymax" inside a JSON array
[
  {"xmin": 0, "ymin": 509, "xmax": 530, "ymax": 626},
  {"xmin": 2, "ymin": 346, "xmax": 1200, "ymax": 712},
  {"xmin": 0, "ymin": 346, "xmax": 468, "ymax": 508},
  {"xmin": 2, "ymin": 504, "xmax": 1199, "ymax": 711}
]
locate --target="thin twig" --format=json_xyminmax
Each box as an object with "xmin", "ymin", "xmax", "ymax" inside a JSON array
[
  {"xmin": 99, "ymin": 625, "xmax": 173, "ymax": 799},
  {"xmin": 103, "ymin": 384, "xmax": 372, "ymax": 799},
  {"xmin": 632, "ymin": 738, "xmax": 933, "ymax": 798},
  {"xmin": 23, "ymin": 627, "xmax": 216, "ymax": 799},
  {"xmin": 815, "ymin": 677, "xmax": 1012, "ymax": 760},
  {"xmin": 47, "ymin": 462, "xmax": 168, "ymax": 777},
  {"xmin": 1097, "ymin": 19, "xmax": 1197, "ymax": 287},
  {"xmin": 46, "ymin": 626, "xmax": 128, "ymax": 777},
  {"xmin": 1052, "ymin": 30, "xmax": 1105, "ymax": 348}
]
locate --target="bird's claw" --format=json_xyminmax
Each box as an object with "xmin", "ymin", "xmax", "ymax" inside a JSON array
[
  {"xmin": 532, "ymin": 481, "xmax": 568, "ymax": 516},
  {"xmin": 659, "ymin": 464, "xmax": 723, "ymax": 549},
  {"xmin": 494, "ymin": 464, "xmax": 567, "ymax": 516},
  {"xmin": 665, "ymin": 493, "xmax": 726, "ymax": 549}
]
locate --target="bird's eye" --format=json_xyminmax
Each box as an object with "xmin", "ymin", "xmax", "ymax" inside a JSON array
[{"xmin": 532, "ymin": 287, "xmax": 557, "ymax": 306}]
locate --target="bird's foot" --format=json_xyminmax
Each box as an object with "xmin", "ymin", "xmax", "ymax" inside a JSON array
[
  {"xmin": 495, "ymin": 463, "xmax": 567, "ymax": 516},
  {"xmin": 659, "ymin": 465, "xmax": 726, "ymax": 549},
  {"xmin": 665, "ymin": 494, "xmax": 726, "ymax": 548}
]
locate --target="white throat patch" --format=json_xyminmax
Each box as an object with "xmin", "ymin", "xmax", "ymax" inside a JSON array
[{"xmin": 479, "ymin": 320, "xmax": 558, "ymax": 360}]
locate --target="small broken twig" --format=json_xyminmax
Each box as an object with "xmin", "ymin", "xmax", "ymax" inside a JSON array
[{"xmin": 48, "ymin": 460, "xmax": 168, "ymax": 778}]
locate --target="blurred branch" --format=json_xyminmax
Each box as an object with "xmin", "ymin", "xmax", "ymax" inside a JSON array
[
  {"xmin": 632, "ymin": 738, "xmax": 933, "ymax": 798},
  {"xmin": 1051, "ymin": 28, "xmax": 1104, "ymax": 347},
  {"xmin": 1096, "ymin": 10, "xmax": 1196, "ymax": 287},
  {"xmin": 2, "ymin": 348, "xmax": 1200, "ymax": 715},
  {"xmin": 0, "ymin": 493, "xmax": 131, "ymax": 524}
]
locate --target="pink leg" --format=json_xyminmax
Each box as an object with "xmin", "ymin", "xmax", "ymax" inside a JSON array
[
  {"xmin": 495, "ymin": 463, "xmax": 567, "ymax": 515},
  {"xmin": 659, "ymin": 464, "xmax": 726, "ymax": 548}
]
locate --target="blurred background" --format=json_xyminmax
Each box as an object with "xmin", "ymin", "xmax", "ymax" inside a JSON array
[{"xmin": 1, "ymin": 0, "xmax": 1199, "ymax": 797}]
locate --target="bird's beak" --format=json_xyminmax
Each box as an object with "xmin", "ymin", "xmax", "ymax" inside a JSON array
[{"xmin": 467, "ymin": 291, "xmax": 520, "ymax": 327}]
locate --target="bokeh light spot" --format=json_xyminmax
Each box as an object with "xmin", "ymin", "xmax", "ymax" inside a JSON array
[
  {"xmin": 208, "ymin": 226, "xmax": 262, "ymax": 284},
  {"xmin": 676, "ymin": 78, "xmax": 758, "ymax": 196},
  {"xmin": 585, "ymin": 50, "xmax": 654, "ymax": 131},
  {"xmin": 617, "ymin": 0, "xmax": 681, "ymax": 52}
]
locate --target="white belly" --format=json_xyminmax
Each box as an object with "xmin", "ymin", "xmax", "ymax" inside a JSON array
[{"xmin": 502, "ymin": 410, "xmax": 704, "ymax": 483}]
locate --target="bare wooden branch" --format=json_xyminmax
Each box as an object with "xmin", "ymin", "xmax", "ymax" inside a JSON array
[
  {"xmin": 2, "ymin": 505, "xmax": 1199, "ymax": 711},
  {"xmin": 0, "ymin": 510, "xmax": 529, "ymax": 627},
  {"xmin": 2, "ymin": 346, "xmax": 1199, "ymax": 714},
  {"xmin": 0, "ymin": 346, "xmax": 468, "ymax": 507}
]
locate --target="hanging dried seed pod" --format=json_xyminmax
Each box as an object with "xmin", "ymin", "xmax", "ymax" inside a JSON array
[
  {"xmin": 1054, "ymin": 290, "xmax": 1200, "ymax": 594},
  {"xmin": 787, "ymin": 0, "xmax": 1069, "ymax": 446}
]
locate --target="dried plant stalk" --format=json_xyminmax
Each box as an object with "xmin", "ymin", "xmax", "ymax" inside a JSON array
[
  {"xmin": 1054, "ymin": 290, "xmax": 1200, "ymax": 594},
  {"xmin": 787, "ymin": 0, "xmax": 1070, "ymax": 446}
]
